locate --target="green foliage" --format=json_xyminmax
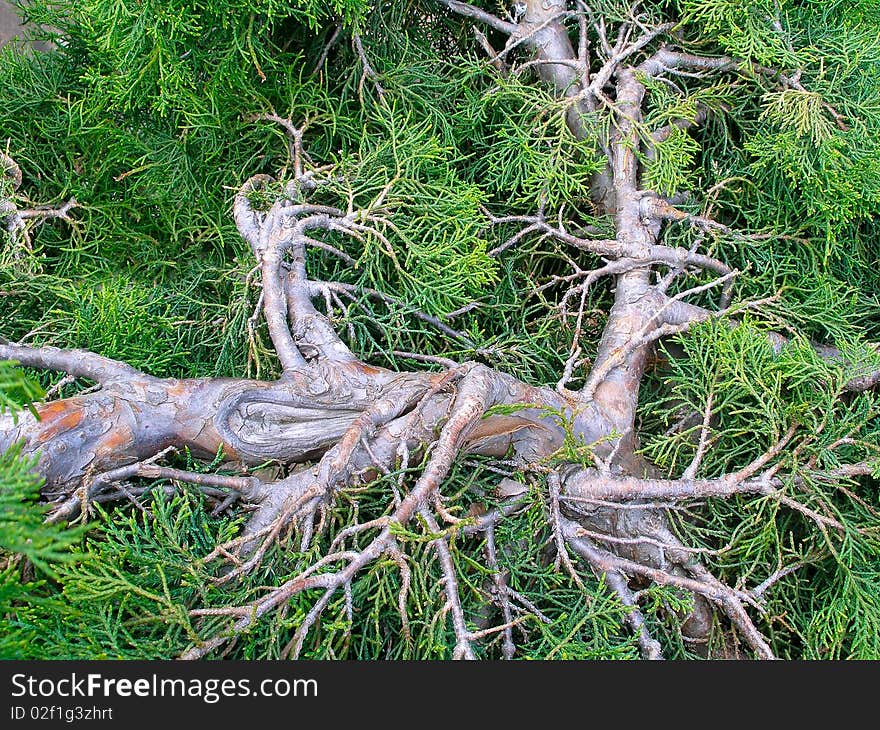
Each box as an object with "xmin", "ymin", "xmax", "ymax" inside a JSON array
[
  {"xmin": 466, "ymin": 74, "xmax": 606, "ymax": 209},
  {"xmin": 0, "ymin": 361, "xmax": 43, "ymax": 416},
  {"xmin": 23, "ymin": 0, "xmax": 369, "ymax": 118},
  {"xmin": 0, "ymin": 444, "xmax": 83, "ymax": 573},
  {"xmin": 1, "ymin": 0, "xmax": 879, "ymax": 660},
  {"xmin": 678, "ymin": 0, "xmax": 802, "ymax": 65},
  {"xmin": 639, "ymin": 316, "xmax": 880, "ymax": 658},
  {"xmin": 323, "ymin": 108, "xmax": 501, "ymax": 316},
  {"xmin": 683, "ymin": 1, "xmax": 880, "ymax": 268},
  {"xmin": 0, "ymin": 473, "xmax": 643, "ymax": 659},
  {"xmin": 0, "ymin": 368, "xmax": 84, "ymax": 659},
  {"xmin": 642, "ymin": 125, "xmax": 701, "ymax": 197},
  {"xmin": 761, "ymin": 89, "xmax": 836, "ymax": 145}
]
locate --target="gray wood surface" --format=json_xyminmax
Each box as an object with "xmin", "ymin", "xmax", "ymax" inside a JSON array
[
  {"xmin": 0, "ymin": 2, "xmax": 24, "ymax": 47},
  {"xmin": 0, "ymin": 2, "xmax": 53, "ymax": 50}
]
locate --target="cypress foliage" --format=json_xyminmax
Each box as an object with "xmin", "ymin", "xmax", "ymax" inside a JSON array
[{"xmin": 1, "ymin": 0, "xmax": 879, "ymax": 659}]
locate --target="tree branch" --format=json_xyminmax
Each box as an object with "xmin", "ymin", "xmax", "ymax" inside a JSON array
[
  {"xmin": 0, "ymin": 342, "xmax": 146, "ymax": 383},
  {"xmin": 435, "ymin": 0, "xmax": 518, "ymax": 34}
]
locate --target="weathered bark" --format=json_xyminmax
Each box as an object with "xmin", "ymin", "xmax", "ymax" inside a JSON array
[
  {"xmin": 3, "ymin": 3, "xmax": 879, "ymax": 660},
  {"xmin": 0, "ymin": 353, "xmax": 607, "ymax": 495}
]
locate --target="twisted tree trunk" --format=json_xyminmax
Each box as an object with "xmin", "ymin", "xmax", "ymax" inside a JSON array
[{"xmin": 2, "ymin": 1, "xmax": 879, "ymax": 660}]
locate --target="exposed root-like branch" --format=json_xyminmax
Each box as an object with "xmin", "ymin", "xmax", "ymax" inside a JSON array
[
  {"xmin": 352, "ymin": 33, "xmax": 387, "ymax": 104},
  {"xmin": 46, "ymin": 448, "xmax": 259, "ymax": 524},
  {"xmin": 0, "ymin": 341, "xmax": 146, "ymax": 384},
  {"xmin": 482, "ymin": 522, "xmax": 516, "ymax": 659},
  {"xmin": 548, "ymin": 472, "xmax": 586, "ymax": 589},
  {"xmin": 421, "ymin": 507, "xmax": 477, "ymax": 660},
  {"xmin": 435, "ymin": 0, "xmax": 517, "ymax": 34},
  {"xmin": 559, "ymin": 514, "xmax": 775, "ymax": 659},
  {"xmin": 181, "ymin": 365, "xmax": 500, "ymax": 658},
  {"xmin": 1, "ymin": 151, "xmax": 22, "ymax": 190},
  {"xmin": 7, "ymin": 35, "xmax": 878, "ymax": 666},
  {"xmin": 486, "ymin": 211, "xmax": 732, "ymax": 279}
]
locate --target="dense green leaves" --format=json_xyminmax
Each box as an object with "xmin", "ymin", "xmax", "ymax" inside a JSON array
[
  {"xmin": 0, "ymin": 361, "xmax": 42, "ymax": 416},
  {"xmin": 0, "ymin": 368, "xmax": 83, "ymax": 659},
  {"xmin": 1, "ymin": 0, "xmax": 879, "ymax": 658},
  {"xmin": 640, "ymin": 316, "xmax": 880, "ymax": 657}
]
